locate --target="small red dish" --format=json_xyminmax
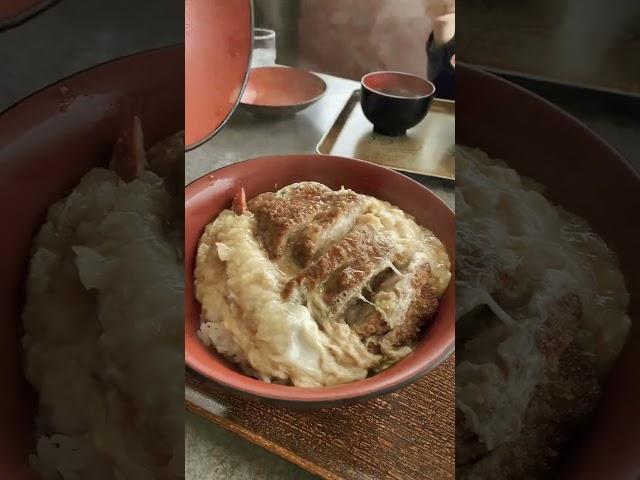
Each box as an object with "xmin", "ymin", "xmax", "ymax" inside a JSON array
[
  {"xmin": 185, "ymin": 0, "xmax": 252, "ymax": 149},
  {"xmin": 240, "ymin": 66, "xmax": 327, "ymax": 116},
  {"xmin": 184, "ymin": 154, "xmax": 455, "ymax": 407}
]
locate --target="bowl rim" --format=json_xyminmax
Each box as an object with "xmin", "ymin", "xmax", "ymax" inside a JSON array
[
  {"xmin": 253, "ymin": 27, "xmax": 275, "ymax": 40},
  {"xmin": 184, "ymin": 154, "xmax": 455, "ymax": 403},
  {"xmin": 240, "ymin": 66, "xmax": 328, "ymax": 108},
  {"xmin": 185, "ymin": 0, "xmax": 254, "ymax": 151},
  {"xmin": 457, "ymin": 61, "xmax": 639, "ymax": 183},
  {"xmin": 0, "ymin": 44, "xmax": 182, "ymax": 119},
  {"xmin": 361, "ymin": 70, "xmax": 435, "ymax": 99}
]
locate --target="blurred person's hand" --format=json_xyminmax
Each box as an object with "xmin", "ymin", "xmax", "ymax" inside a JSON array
[
  {"xmin": 432, "ymin": 13, "xmax": 455, "ymax": 46},
  {"xmin": 426, "ymin": 9, "xmax": 455, "ymax": 99}
]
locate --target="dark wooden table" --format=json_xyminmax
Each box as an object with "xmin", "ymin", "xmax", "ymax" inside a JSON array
[{"xmin": 186, "ymin": 356, "xmax": 455, "ymax": 480}]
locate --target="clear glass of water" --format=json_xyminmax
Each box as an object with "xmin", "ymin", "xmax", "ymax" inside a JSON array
[{"xmin": 251, "ymin": 28, "xmax": 277, "ymax": 68}]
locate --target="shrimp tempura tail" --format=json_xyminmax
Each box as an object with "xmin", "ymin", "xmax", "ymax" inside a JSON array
[{"xmin": 109, "ymin": 116, "xmax": 147, "ymax": 182}]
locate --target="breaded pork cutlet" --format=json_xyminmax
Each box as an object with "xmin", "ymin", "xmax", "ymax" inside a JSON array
[
  {"xmin": 292, "ymin": 191, "xmax": 369, "ymax": 266},
  {"xmin": 248, "ymin": 182, "xmax": 370, "ymax": 266},
  {"xmin": 348, "ymin": 260, "xmax": 439, "ymax": 347},
  {"xmin": 283, "ymin": 226, "xmax": 396, "ymax": 307},
  {"xmin": 243, "ymin": 181, "xmax": 448, "ymax": 366},
  {"xmin": 248, "ymin": 182, "xmax": 331, "ymax": 259},
  {"xmin": 456, "ymin": 293, "xmax": 601, "ymax": 479}
]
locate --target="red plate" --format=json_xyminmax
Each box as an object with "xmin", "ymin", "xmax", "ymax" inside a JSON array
[
  {"xmin": 240, "ymin": 66, "xmax": 327, "ymax": 116},
  {"xmin": 185, "ymin": 0, "xmax": 253, "ymax": 150}
]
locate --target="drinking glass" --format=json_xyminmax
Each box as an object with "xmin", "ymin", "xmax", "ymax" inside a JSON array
[{"xmin": 251, "ymin": 28, "xmax": 277, "ymax": 68}]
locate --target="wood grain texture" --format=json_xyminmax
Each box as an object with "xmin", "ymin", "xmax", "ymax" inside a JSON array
[
  {"xmin": 185, "ymin": 354, "xmax": 455, "ymax": 480},
  {"xmin": 458, "ymin": 0, "xmax": 640, "ymax": 95}
]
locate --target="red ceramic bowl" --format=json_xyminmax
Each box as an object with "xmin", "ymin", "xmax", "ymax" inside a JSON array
[
  {"xmin": 185, "ymin": 155, "xmax": 455, "ymax": 406},
  {"xmin": 0, "ymin": 46, "xmax": 183, "ymax": 480},
  {"xmin": 240, "ymin": 66, "xmax": 327, "ymax": 116},
  {"xmin": 185, "ymin": 0, "xmax": 252, "ymax": 149},
  {"xmin": 457, "ymin": 63, "xmax": 640, "ymax": 480}
]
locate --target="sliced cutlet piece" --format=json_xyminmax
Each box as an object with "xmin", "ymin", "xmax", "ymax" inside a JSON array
[
  {"xmin": 346, "ymin": 259, "xmax": 436, "ymax": 341},
  {"xmin": 247, "ymin": 182, "xmax": 331, "ymax": 258},
  {"xmin": 344, "ymin": 268, "xmax": 395, "ymax": 339},
  {"xmin": 320, "ymin": 238, "xmax": 398, "ymax": 320},
  {"xmin": 283, "ymin": 226, "xmax": 395, "ymax": 306},
  {"xmin": 382, "ymin": 262, "xmax": 439, "ymax": 347},
  {"xmin": 346, "ymin": 304, "xmax": 390, "ymax": 340},
  {"xmin": 459, "ymin": 342, "xmax": 599, "ymax": 480},
  {"xmin": 456, "ymin": 293, "xmax": 587, "ymax": 479},
  {"xmin": 292, "ymin": 191, "xmax": 369, "ymax": 266}
]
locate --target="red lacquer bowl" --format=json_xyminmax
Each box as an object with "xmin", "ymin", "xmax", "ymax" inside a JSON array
[
  {"xmin": 0, "ymin": 46, "xmax": 183, "ymax": 480},
  {"xmin": 185, "ymin": 0, "xmax": 252, "ymax": 149},
  {"xmin": 185, "ymin": 154, "xmax": 455, "ymax": 407},
  {"xmin": 240, "ymin": 66, "xmax": 327, "ymax": 116},
  {"xmin": 457, "ymin": 63, "xmax": 640, "ymax": 480}
]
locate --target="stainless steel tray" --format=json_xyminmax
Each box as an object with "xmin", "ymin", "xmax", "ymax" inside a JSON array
[{"xmin": 316, "ymin": 90, "xmax": 455, "ymax": 180}]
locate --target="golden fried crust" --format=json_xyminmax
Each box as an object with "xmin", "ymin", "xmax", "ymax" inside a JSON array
[
  {"xmin": 459, "ymin": 343, "xmax": 600, "ymax": 480},
  {"xmin": 456, "ymin": 294, "xmax": 600, "ymax": 480},
  {"xmin": 248, "ymin": 183, "xmax": 330, "ymax": 258},
  {"xmin": 245, "ymin": 182, "xmax": 446, "ymax": 355},
  {"xmin": 535, "ymin": 293, "xmax": 581, "ymax": 357},
  {"xmin": 456, "ymin": 225, "xmax": 529, "ymax": 307},
  {"xmin": 384, "ymin": 264, "xmax": 439, "ymax": 347},
  {"xmin": 292, "ymin": 192, "xmax": 366, "ymax": 266},
  {"xmin": 350, "ymin": 313, "xmax": 389, "ymax": 340},
  {"xmin": 284, "ymin": 227, "xmax": 395, "ymax": 300}
]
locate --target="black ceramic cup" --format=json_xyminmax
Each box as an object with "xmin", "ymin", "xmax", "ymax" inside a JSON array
[{"xmin": 360, "ymin": 71, "xmax": 435, "ymax": 136}]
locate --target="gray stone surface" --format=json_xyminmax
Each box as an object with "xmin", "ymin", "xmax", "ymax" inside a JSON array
[{"xmin": 185, "ymin": 410, "xmax": 318, "ymax": 480}]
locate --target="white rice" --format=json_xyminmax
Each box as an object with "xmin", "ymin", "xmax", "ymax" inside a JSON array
[{"xmin": 23, "ymin": 168, "xmax": 183, "ymax": 480}]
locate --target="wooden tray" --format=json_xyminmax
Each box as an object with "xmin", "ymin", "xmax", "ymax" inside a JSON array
[
  {"xmin": 316, "ymin": 90, "xmax": 455, "ymax": 181},
  {"xmin": 185, "ymin": 355, "xmax": 454, "ymax": 480}
]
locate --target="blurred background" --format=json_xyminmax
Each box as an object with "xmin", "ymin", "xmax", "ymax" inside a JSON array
[
  {"xmin": 253, "ymin": 0, "xmax": 639, "ymax": 95},
  {"xmin": 253, "ymin": 0, "xmax": 454, "ymax": 80},
  {"xmin": 457, "ymin": 0, "xmax": 640, "ymax": 95}
]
